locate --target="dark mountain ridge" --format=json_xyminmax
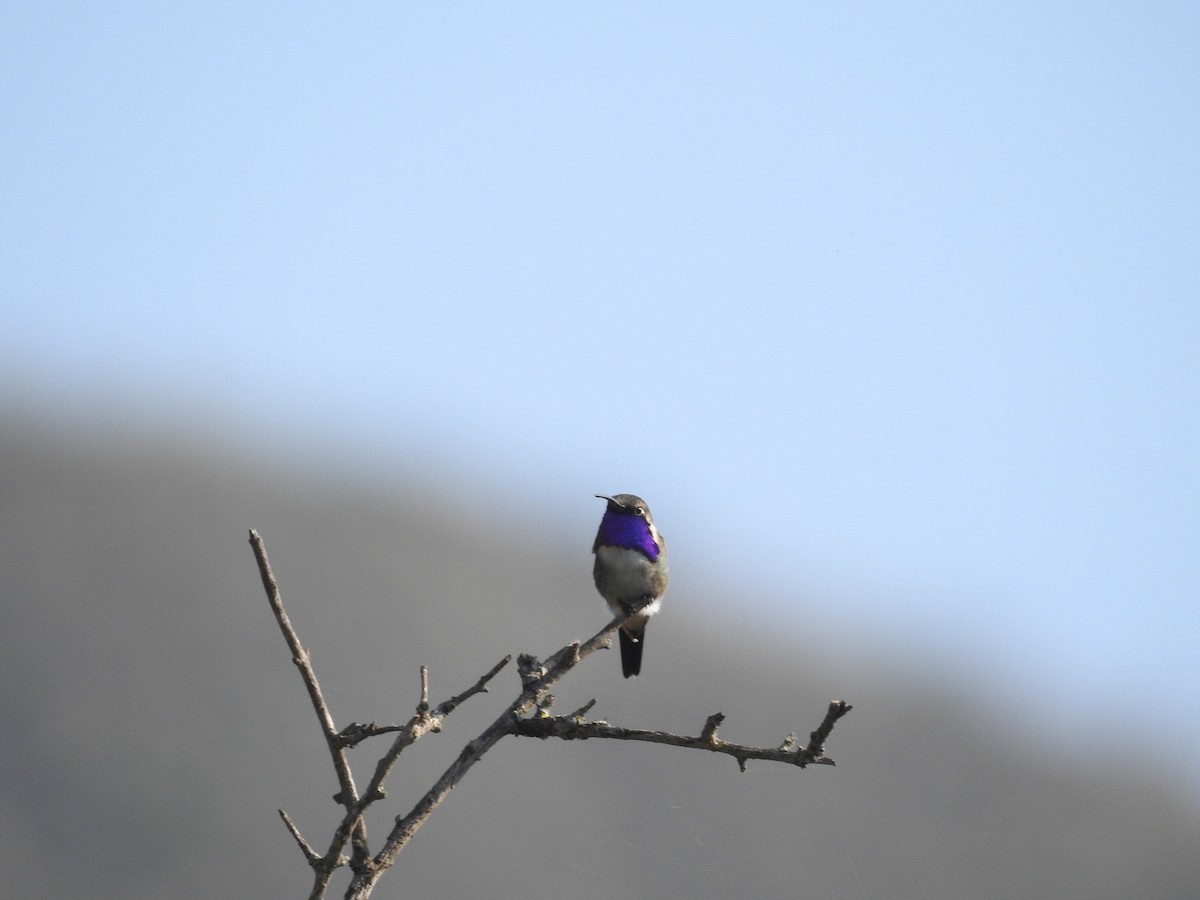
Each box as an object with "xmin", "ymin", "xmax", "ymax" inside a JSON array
[{"xmin": 2, "ymin": 412, "xmax": 1197, "ymax": 899}]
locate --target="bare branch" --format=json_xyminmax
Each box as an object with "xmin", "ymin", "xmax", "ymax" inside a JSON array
[
  {"xmin": 249, "ymin": 531, "xmax": 362, "ymax": 800},
  {"xmin": 334, "ymin": 657, "xmax": 511, "ymax": 750},
  {"xmin": 361, "ymin": 657, "xmax": 513, "ymax": 799},
  {"xmin": 311, "ymin": 656, "xmax": 511, "ymax": 898},
  {"xmin": 513, "ymin": 701, "xmax": 852, "ymax": 770},
  {"xmin": 249, "ymin": 530, "xmax": 366, "ymax": 897},
  {"xmin": 250, "ymin": 533, "xmax": 852, "ymax": 900},
  {"xmin": 249, "ymin": 533, "xmax": 341, "ymax": 745},
  {"xmin": 344, "ymin": 615, "xmax": 630, "ymax": 899}
]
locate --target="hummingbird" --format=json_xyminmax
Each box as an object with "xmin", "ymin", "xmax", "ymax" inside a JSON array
[{"xmin": 592, "ymin": 493, "xmax": 669, "ymax": 678}]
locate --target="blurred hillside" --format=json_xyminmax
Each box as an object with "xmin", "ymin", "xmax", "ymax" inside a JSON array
[{"xmin": 2, "ymin": 411, "xmax": 1198, "ymax": 900}]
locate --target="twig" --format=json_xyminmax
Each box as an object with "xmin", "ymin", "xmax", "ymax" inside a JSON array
[
  {"xmin": 334, "ymin": 657, "xmax": 513, "ymax": 751},
  {"xmin": 801, "ymin": 700, "xmax": 853, "ymax": 764},
  {"xmin": 250, "ymin": 530, "xmax": 368, "ymax": 898},
  {"xmin": 249, "ymin": 531, "xmax": 361, "ymax": 800},
  {"xmin": 279, "ymin": 809, "xmax": 322, "ymax": 865},
  {"xmin": 325, "ymin": 656, "xmax": 513, "ymax": 866},
  {"xmin": 432, "ymin": 654, "xmax": 511, "ymax": 718}
]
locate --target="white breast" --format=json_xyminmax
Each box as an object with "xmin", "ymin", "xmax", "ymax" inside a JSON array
[{"xmin": 595, "ymin": 545, "xmax": 665, "ymax": 621}]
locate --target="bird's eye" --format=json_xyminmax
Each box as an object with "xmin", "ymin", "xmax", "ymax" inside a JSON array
[{"xmin": 636, "ymin": 506, "xmax": 646, "ymax": 515}]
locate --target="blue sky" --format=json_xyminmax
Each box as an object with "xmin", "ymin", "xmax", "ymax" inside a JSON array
[{"xmin": 4, "ymin": 3, "xmax": 1199, "ymax": 790}]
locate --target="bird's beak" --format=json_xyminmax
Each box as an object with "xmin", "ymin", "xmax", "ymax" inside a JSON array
[{"xmin": 594, "ymin": 494, "xmax": 617, "ymax": 504}]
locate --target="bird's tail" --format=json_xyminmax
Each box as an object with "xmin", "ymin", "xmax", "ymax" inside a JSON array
[{"xmin": 619, "ymin": 627, "xmax": 645, "ymax": 678}]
